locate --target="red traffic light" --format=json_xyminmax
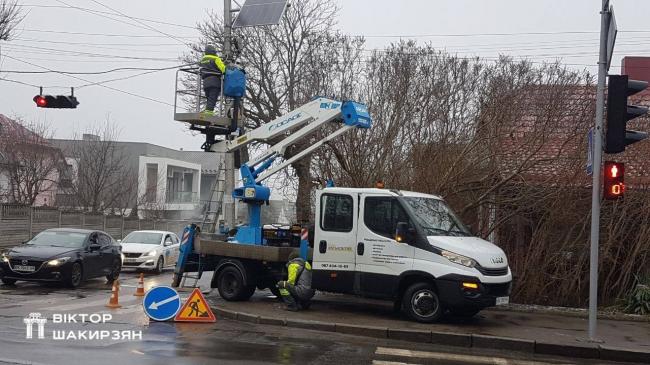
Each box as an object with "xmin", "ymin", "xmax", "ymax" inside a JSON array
[
  {"xmin": 32, "ymin": 94, "xmax": 79, "ymax": 109},
  {"xmin": 603, "ymin": 161, "xmax": 624, "ymax": 200},
  {"xmin": 34, "ymin": 95, "xmax": 48, "ymax": 107}
]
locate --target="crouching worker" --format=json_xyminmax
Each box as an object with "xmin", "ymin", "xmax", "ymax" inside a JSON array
[{"xmin": 277, "ymin": 253, "xmax": 315, "ymax": 311}]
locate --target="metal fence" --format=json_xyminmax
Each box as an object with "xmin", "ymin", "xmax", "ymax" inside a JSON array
[{"xmin": 0, "ymin": 205, "xmax": 191, "ymax": 249}]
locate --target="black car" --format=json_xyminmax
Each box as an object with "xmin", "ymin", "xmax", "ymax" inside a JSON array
[{"xmin": 0, "ymin": 228, "xmax": 122, "ymax": 288}]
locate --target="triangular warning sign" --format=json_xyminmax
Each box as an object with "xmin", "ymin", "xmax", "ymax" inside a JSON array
[{"xmin": 174, "ymin": 288, "xmax": 216, "ymax": 322}]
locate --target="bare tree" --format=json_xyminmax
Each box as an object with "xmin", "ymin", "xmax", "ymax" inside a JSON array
[
  {"xmin": 136, "ymin": 169, "xmax": 168, "ymax": 220},
  {"xmin": 68, "ymin": 121, "xmax": 136, "ymax": 213},
  {"xmin": 0, "ymin": 1, "xmax": 24, "ymax": 41},
  {"xmin": 0, "ymin": 118, "xmax": 62, "ymax": 206},
  {"xmin": 195, "ymin": 0, "xmax": 363, "ymax": 222}
]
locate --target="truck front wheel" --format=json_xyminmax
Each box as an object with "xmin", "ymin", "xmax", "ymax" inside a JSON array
[
  {"xmin": 402, "ymin": 282, "xmax": 443, "ymax": 323},
  {"xmin": 217, "ymin": 266, "xmax": 255, "ymax": 301}
]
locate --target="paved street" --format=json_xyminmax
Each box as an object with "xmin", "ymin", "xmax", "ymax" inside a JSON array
[{"xmin": 0, "ymin": 270, "xmax": 643, "ymax": 365}]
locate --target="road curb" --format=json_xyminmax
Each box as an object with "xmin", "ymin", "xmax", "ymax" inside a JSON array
[
  {"xmin": 471, "ymin": 334, "xmax": 535, "ymax": 353},
  {"xmin": 535, "ymin": 341, "xmax": 600, "ymax": 359},
  {"xmin": 212, "ymin": 306, "xmax": 650, "ymax": 363}
]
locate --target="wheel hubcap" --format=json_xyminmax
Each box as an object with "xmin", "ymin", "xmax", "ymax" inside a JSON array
[
  {"xmin": 222, "ymin": 273, "xmax": 238, "ymax": 295},
  {"xmin": 412, "ymin": 290, "xmax": 438, "ymax": 318},
  {"xmin": 71, "ymin": 265, "xmax": 81, "ymax": 285}
]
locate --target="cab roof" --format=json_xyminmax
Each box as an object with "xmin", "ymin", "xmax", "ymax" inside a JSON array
[{"xmin": 321, "ymin": 187, "xmax": 442, "ymax": 200}]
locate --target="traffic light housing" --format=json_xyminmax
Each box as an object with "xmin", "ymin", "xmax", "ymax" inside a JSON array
[
  {"xmin": 33, "ymin": 94, "xmax": 79, "ymax": 109},
  {"xmin": 603, "ymin": 161, "xmax": 624, "ymax": 200},
  {"xmin": 605, "ymin": 75, "xmax": 648, "ymax": 154}
]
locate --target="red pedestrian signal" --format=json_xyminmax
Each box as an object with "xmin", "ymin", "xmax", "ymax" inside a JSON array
[{"xmin": 603, "ymin": 161, "xmax": 624, "ymax": 200}]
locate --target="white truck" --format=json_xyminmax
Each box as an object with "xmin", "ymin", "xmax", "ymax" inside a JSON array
[
  {"xmin": 173, "ymin": 96, "xmax": 511, "ymax": 323},
  {"xmin": 312, "ymin": 187, "xmax": 511, "ymax": 322}
]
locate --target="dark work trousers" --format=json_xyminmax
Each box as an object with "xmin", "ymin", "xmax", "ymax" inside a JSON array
[{"xmin": 204, "ymin": 85, "xmax": 221, "ymax": 111}]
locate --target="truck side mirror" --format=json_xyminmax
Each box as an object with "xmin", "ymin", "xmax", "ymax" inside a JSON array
[{"xmin": 395, "ymin": 222, "xmax": 410, "ymax": 243}]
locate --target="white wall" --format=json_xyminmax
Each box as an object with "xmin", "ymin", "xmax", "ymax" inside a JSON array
[{"xmin": 137, "ymin": 156, "xmax": 201, "ymax": 212}]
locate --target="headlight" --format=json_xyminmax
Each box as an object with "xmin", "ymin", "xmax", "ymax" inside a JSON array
[
  {"xmin": 144, "ymin": 250, "xmax": 157, "ymax": 257},
  {"xmin": 46, "ymin": 257, "xmax": 71, "ymax": 266},
  {"xmin": 121, "ymin": 253, "xmax": 125, "ymax": 262},
  {"xmin": 441, "ymin": 250, "xmax": 476, "ymax": 268},
  {"xmin": 1, "ymin": 253, "xmax": 9, "ymax": 263}
]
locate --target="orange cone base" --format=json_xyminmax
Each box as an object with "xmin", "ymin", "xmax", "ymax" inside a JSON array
[{"xmin": 106, "ymin": 303, "xmax": 122, "ymax": 308}]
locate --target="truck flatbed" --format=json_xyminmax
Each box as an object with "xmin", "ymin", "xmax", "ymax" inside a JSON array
[{"xmin": 195, "ymin": 235, "xmax": 299, "ymax": 262}]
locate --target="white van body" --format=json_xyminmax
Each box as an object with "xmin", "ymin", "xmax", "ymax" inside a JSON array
[{"xmin": 311, "ymin": 187, "xmax": 512, "ymax": 322}]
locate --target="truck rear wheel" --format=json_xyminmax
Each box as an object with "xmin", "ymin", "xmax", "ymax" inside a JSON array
[
  {"xmin": 217, "ymin": 266, "xmax": 254, "ymax": 301},
  {"xmin": 402, "ymin": 282, "xmax": 443, "ymax": 323}
]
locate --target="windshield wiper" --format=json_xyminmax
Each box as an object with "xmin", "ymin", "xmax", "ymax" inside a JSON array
[{"xmin": 421, "ymin": 227, "xmax": 449, "ymax": 235}]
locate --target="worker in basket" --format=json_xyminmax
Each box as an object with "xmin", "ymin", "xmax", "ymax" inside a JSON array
[
  {"xmin": 199, "ymin": 44, "xmax": 226, "ymax": 117},
  {"xmin": 277, "ymin": 253, "xmax": 315, "ymax": 311}
]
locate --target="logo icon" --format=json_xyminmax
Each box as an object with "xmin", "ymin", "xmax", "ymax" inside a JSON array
[
  {"xmin": 22, "ymin": 259, "xmax": 28, "ymax": 265},
  {"xmin": 491, "ymin": 257, "xmax": 504, "ymax": 264},
  {"xmin": 24, "ymin": 313, "xmax": 47, "ymax": 339}
]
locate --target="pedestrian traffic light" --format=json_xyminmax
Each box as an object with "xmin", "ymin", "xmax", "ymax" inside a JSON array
[
  {"xmin": 605, "ymin": 75, "xmax": 648, "ymax": 154},
  {"xmin": 603, "ymin": 161, "xmax": 624, "ymax": 200},
  {"xmin": 32, "ymin": 94, "xmax": 79, "ymax": 109}
]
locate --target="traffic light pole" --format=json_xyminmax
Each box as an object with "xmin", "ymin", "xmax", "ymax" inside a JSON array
[{"xmin": 588, "ymin": 0, "xmax": 610, "ymax": 341}]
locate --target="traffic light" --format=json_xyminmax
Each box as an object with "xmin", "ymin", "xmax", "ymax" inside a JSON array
[
  {"xmin": 32, "ymin": 94, "xmax": 79, "ymax": 109},
  {"xmin": 605, "ymin": 75, "xmax": 648, "ymax": 154},
  {"xmin": 603, "ymin": 161, "xmax": 624, "ymax": 200}
]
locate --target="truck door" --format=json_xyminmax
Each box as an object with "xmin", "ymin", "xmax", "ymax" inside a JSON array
[
  {"xmin": 355, "ymin": 195, "xmax": 414, "ymax": 298},
  {"xmin": 312, "ymin": 191, "xmax": 357, "ymax": 294}
]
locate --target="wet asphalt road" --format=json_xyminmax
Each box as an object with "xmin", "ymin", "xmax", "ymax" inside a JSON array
[{"xmin": 0, "ymin": 270, "xmax": 640, "ymax": 365}]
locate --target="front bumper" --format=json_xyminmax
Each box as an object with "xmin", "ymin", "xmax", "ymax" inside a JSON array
[
  {"xmin": 0, "ymin": 260, "xmax": 71, "ymax": 282},
  {"xmin": 121, "ymin": 255, "xmax": 158, "ymax": 269},
  {"xmin": 436, "ymin": 273, "xmax": 512, "ymax": 310}
]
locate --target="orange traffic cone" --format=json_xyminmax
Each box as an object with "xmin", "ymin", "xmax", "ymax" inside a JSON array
[
  {"xmin": 134, "ymin": 273, "xmax": 145, "ymax": 297},
  {"xmin": 106, "ymin": 279, "xmax": 122, "ymax": 308}
]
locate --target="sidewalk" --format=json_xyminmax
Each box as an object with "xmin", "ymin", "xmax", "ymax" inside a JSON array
[{"xmin": 206, "ymin": 291, "xmax": 650, "ymax": 363}]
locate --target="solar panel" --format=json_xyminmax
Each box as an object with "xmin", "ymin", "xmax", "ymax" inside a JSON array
[{"xmin": 233, "ymin": 0, "xmax": 288, "ymax": 28}]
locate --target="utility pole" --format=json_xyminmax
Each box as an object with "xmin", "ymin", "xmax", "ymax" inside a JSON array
[
  {"xmin": 222, "ymin": 0, "xmax": 236, "ymax": 231},
  {"xmin": 588, "ymin": 0, "xmax": 610, "ymax": 341}
]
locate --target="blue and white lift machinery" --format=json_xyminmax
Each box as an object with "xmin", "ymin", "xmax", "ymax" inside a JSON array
[{"xmin": 172, "ymin": 81, "xmax": 372, "ymax": 290}]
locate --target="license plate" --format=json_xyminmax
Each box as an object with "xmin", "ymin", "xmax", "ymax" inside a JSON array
[
  {"xmin": 14, "ymin": 265, "xmax": 35, "ymax": 272},
  {"xmin": 496, "ymin": 296, "xmax": 509, "ymax": 306},
  {"xmin": 123, "ymin": 258, "xmax": 137, "ymax": 263}
]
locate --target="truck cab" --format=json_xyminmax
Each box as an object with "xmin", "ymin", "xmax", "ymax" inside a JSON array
[{"xmin": 311, "ymin": 187, "xmax": 512, "ymax": 322}]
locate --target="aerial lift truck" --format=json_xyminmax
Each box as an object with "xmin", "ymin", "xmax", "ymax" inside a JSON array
[{"xmin": 173, "ymin": 68, "xmax": 511, "ymax": 323}]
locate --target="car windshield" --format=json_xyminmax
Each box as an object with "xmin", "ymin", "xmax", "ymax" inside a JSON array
[
  {"xmin": 122, "ymin": 232, "xmax": 162, "ymax": 245},
  {"xmin": 26, "ymin": 231, "xmax": 88, "ymax": 247},
  {"xmin": 401, "ymin": 197, "xmax": 472, "ymax": 237}
]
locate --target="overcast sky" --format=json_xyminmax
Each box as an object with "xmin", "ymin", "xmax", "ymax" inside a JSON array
[{"xmin": 1, "ymin": 0, "xmax": 650, "ymax": 151}]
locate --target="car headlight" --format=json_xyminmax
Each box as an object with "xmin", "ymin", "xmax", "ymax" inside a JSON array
[
  {"xmin": 144, "ymin": 250, "xmax": 157, "ymax": 257},
  {"xmin": 121, "ymin": 253, "xmax": 125, "ymax": 262},
  {"xmin": 1, "ymin": 253, "xmax": 9, "ymax": 263},
  {"xmin": 441, "ymin": 250, "xmax": 476, "ymax": 268},
  {"xmin": 46, "ymin": 257, "xmax": 71, "ymax": 266}
]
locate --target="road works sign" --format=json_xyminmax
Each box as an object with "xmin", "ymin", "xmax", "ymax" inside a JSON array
[
  {"xmin": 143, "ymin": 286, "xmax": 182, "ymax": 321},
  {"xmin": 174, "ymin": 288, "xmax": 216, "ymax": 323}
]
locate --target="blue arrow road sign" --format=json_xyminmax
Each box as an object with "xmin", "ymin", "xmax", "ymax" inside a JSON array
[{"xmin": 143, "ymin": 286, "xmax": 181, "ymax": 321}]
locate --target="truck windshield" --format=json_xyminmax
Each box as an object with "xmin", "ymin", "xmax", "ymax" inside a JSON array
[{"xmin": 401, "ymin": 197, "xmax": 471, "ymax": 237}]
